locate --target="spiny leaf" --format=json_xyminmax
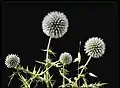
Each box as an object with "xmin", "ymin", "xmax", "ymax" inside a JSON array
[
  {"xmin": 8, "ymin": 72, "xmax": 17, "ymax": 86},
  {"xmin": 37, "ymin": 67, "xmax": 41, "ymax": 74},
  {"xmin": 51, "ymin": 80, "xmax": 56, "ymax": 88},
  {"xmin": 35, "ymin": 60, "xmax": 45, "ymax": 65},
  {"xmin": 96, "ymin": 82, "xmax": 108, "ymax": 86},
  {"xmin": 73, "ymin": 52, "xmax": 81, "ymax": 63},
  {"xmin": 20, "ymin": 75, "xmax": 27, "ymax": 82},
  {"xmin": 41, "ymin": 49, "xmax": 56, "ymax": 57},
  {"xmin": 26, "ymin": 65, "xmax": 29, "ymax": 71},
  {"xmin": 33, "ymin": 65, "xmax": 36, "ymax": 74},
  {"xmin": 50, "ymin": 75, "xmax": 54, "ymax": 80},
  {"xmin": 89, "ymin": 72, "xmax": 98, "ymax": 78}
]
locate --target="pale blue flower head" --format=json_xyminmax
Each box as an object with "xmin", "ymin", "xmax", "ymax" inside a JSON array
[
  {"xmin": 84, "ymin": 37, "xmax": 105, "ymax": 58},
  {"xmin": 59, "ymin": 52, "xmax": 72, "ymax": 65},
  {"xmin": 5, "ymin": 54, "xmax": 20, "ymax": 68},
  {"xmin": 42, "ymin": 11, "xmax": 69, "ymax": 38}
]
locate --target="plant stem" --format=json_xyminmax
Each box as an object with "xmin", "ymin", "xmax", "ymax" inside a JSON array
[
  {"xmin": 62, "ymin": 65, "xmax": 65, "ymax": 88},
  {"xmin": 45, "ymin": 37, "xmax": 52, "ymax": 88},
  {"xmin": 17, "ymin": 68, "xmax": 30, "ymax": 88},
  {"xmin": 46, "ymin": 37, "xmax": 52, "ymax": 61},
  {"xmin": 76, "ymin": 56, "xmax": 92, "ymax": 83},
  {"xmin": 83, "ymin": 77, "xmax": 88, "ymax": 88},
  {"xmin": 78, "ymin": 62, "xmax": 80, "ymax": 87},
  {"xmin": 78, "ymin": 41, "xmax": 81, "ymax": 87},
  {"xmin": 39, "ymin": 65, "xmax": 53, "ymax": 75},
  {"xmin": 59, "ymin": 70, "xmax": 72, "ymax": 84}
]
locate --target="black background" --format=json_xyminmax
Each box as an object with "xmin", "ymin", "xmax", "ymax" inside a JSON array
[{"xmin": 1, "ymin": 1, "xmax": 119, "ymax": 88}]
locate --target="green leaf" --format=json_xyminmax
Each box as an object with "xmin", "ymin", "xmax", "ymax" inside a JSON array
[
  {"xmin": 35, "ymin": 60, "xmax": 45, "ymax": 65},
  {"xmin": 96, "ymin": 82, "xmax": 108, "ymax": 87},
  {"xmin": 26, "ymin": 65, "xmax": 29, "ymax": 71},
  {"xmin": 89, "ymin": 72, "xmax": 98, "ymax": 78},
  {"xmin": 73, "ymin": 52, "xmax": 81, "ymax": 63},
  {"xmin": 41, "ymin": 49, "xmax": 56, "ymax": 57},
  {"xmin": 8, "ymin": 72, "xmax": 17, "ymax": 86},
  {"xmin": 37, "ymin": 67, "xmax": 41, "ymax": 74}
]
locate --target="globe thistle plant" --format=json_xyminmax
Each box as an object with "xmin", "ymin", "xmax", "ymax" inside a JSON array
[
  {"xmin": 5, "ymin": 54, "xmax": 20, "ymax": 68},
  {"xmin": 84, "ymin": 37, "xmax": 105, "ymax": 58},
  {"xmin": 42, "ymin": 11, "xmax": 69, "ymax": 38},
  {"xmin": 5, "ymin": 11, "xmax": 108, "ymax": 88},
  {"xmin": 59, "ymin": 52, "xmax": 72, "ymax": 65}
]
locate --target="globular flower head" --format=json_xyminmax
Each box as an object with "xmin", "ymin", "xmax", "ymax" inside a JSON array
[
  {"xmin": 59, "ymin": 52, "xmax": 72, "ymax": 65},
  {"xmin": 84, "ymin": 37, "xmax": 105, "ymax": 58},
  {"xmin": 5, "ymin": 54, "xmax": 20, "ymax": 68},
  {"xmin": 42, "ymin": 11, "xmax": 69, "ymax": 38}
]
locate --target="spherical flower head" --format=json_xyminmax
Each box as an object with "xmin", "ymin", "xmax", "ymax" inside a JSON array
[
  {"xmin": 59, "ymin": 52, "xmax": 72, "ymax": 65},
  {"xmin": 42, "ymin": 11, "xmax": 69, "ymax": 38},
  {"xmin": 5, "ymin": 54, "xmax": 20, "ymax": 68},
  {"xmin": 84, "ymin": 37, "xmax": 105, "ymax": 58}
]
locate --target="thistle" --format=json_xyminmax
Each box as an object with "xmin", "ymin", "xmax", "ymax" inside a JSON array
[
  {"xmin": 5, "ymin": 11, "xmax": 108, "ymax": 88},
  {"xmin": 5, "ymin": 54, "xmax": 20, "ymax": 68},
  {"xmin": 42, "ymin": 11, "xmax": 69, "ymax": 38},
  {"xmin": 59, "ymin": 52, "xmax": 72, "ymax": 65},
  {"xmin": 84, "ymin": 37, "xmax": 105, "ymax": 58}
]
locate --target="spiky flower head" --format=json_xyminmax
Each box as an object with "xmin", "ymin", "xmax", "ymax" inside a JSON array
[
  {"xmin": 42, "ymin": 11, "xmax": 69, "ymax": 38},
  {"xmin": 59, "ymin": 52, "xmax": 72, "ymax": 65},
  {"xmin": 5, "ymin": 54, "xmax": 20, "ymax": 68},
  {"xmin": 84, "ymin": 37, "xmax": 105, "ymax": 58}
]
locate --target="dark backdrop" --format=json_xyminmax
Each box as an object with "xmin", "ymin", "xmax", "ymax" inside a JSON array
[{"xmin": 1, "ymin": 1, "xmax": 119, "ymax": 88}]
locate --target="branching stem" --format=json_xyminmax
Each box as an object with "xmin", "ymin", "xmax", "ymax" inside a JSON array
[{"xmin": 76, "ymin": 56, "xmax": 92, "ymax": 83}]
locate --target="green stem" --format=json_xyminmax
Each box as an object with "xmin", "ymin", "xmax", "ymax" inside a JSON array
[
  {"xmin": 78, "ymin": 62, "xmax": 80, "ymax": 87},
  {"xmin": 76, "ymin": 56, "xmax": 92, "ymax": 83},
  {"xmin": 39, "ymin": 65, "xmax": 53, "ymax": 75},
  {"xmin": 46, "ymin": 37, "xmax": 52, "ymax": 61},
  {"xmin": 83, "ymin": 77, "xmax": 88, "ymax": 88},
  {"xmin": 62, "ymin": 65, "xmax": 65, "ymax": 88},
  {"xmin": 17, "ymin": 68, "xmax": 30, "ymax": 88},
  {"xmin": 59, "ymin": 70, "xmax": 72, "ymax": 84},
  {"xmin": 45, "ymin": 37, "xmax": 52, "ymax": 88}
]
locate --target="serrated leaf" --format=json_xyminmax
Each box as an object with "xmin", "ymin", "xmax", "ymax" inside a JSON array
[{"xmin": 89, "ymin": 72, "xmax": 98, "ymax": 78}]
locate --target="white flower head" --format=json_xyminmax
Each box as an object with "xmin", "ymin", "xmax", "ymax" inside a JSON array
[
  {"xmin": 59, "ymin": 52, "xmax": 72, "ymax": 65},
  {"xmin": 5, "ymin": 54, "xmax": 20, "ymax": 68},
  {"xmin": 42, "ymin": 11, "xmax": 69, "ymax": 38},
  {"xmin": 84, "ymin": 37, "xmax": 105, "ymax": 58}
]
